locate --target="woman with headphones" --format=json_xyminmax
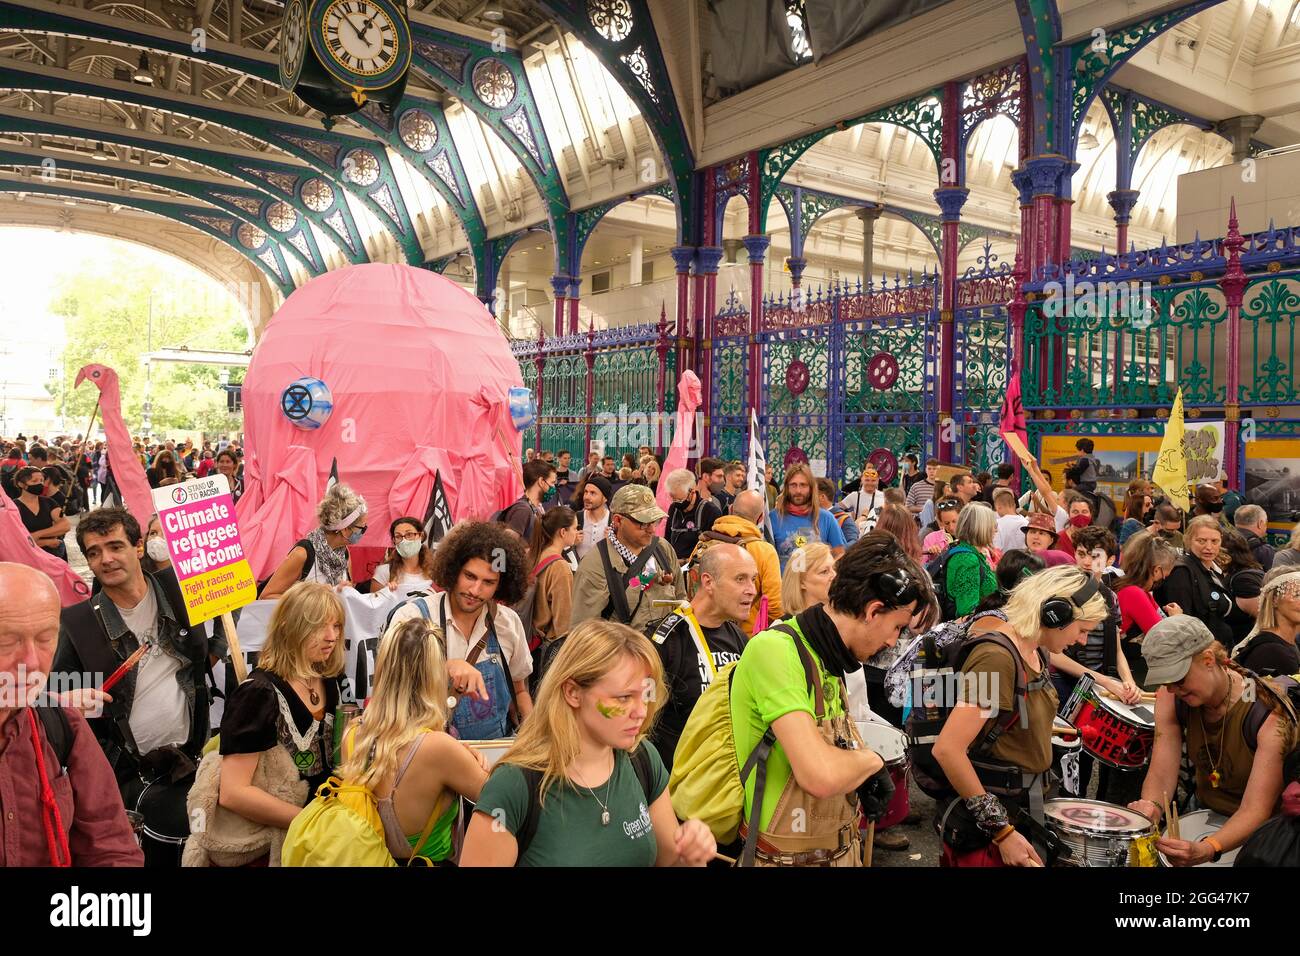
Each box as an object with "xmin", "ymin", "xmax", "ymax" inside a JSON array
[{"xmin": 932, "ymin": 565, "xmax": 1108, "ymax": 867}]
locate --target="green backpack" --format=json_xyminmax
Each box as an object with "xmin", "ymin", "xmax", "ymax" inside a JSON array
[{"xmin": 668, "ymin": 622, "xmax": 820, "ymax": 866}]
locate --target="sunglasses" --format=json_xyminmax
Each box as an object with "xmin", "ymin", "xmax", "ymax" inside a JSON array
[{"xmin": 937, "ymin": 501, "xmax": 960, "ymax": 512}]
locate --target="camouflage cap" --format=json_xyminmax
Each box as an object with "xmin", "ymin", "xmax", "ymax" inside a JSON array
[{"xmin": 611, "ymin": 484, "xmax": 667, "ymax": 524}]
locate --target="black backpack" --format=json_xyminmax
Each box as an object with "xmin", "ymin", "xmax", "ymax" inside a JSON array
[
  {"xmin": 905, "ymin": 622, "xmax": 1051, "ymax": 800},
  {"xmin": 926, "ymin": 544, "xmax": 993, "ymax": 624},
  {"xmin": 514, "ymin": 746, "xmax": 654, "ymax": 860},
  {"xmin": 34, "ymin": 705, "xmax": 73, "ymax": 771},
  {"xmin": 255, "ymin": 538, "xmax": 316, "ymax": 597}
]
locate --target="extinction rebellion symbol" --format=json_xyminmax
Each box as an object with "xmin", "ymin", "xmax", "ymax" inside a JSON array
[{"xmin": 281, "ymin": 382, "xmax": 313, "ymax": 421}]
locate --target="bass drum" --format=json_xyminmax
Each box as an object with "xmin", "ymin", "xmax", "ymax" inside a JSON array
[{"xmin": 132, "ymin": 773, "xmax": 195, "ymax": 868}]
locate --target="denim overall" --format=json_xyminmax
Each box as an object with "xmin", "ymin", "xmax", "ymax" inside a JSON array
[{"xmin": 442, "ymin": 599, "xmax": 513, "ymax": 740}]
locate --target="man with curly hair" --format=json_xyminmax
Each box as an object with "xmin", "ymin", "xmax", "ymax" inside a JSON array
[{"xmin": 384, "ymin": 521, "xmax": 533, "ymax": 739}]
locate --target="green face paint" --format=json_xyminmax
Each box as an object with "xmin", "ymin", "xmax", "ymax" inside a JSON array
[{"xmin": 596, "ymin": 699, "xmax": 628, "ymax": 719}]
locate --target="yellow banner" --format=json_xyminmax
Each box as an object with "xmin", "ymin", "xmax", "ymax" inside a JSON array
[
  {"xmin": 1152, "ymin": 389, "xmax": 1190, "ymax": 511},
  {"xmin": 177, "ymin": 559, "xmax": 258, "ymax": 625}
]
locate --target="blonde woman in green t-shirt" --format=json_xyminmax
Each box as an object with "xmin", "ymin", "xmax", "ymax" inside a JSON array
[{"xmin": 461, "ymin": 621, "xmax": 716, "ymax": 867}]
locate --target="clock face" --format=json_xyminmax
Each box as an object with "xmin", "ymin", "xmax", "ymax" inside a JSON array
[
  {"xmin": 279, "ymin": 0, "xmax": 307, "ymax": 90},
  {"xmin": 311, "ymin": 0, "xmax": 410, "ymax": 88}
]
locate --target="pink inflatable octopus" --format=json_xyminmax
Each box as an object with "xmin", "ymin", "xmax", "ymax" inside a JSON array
[{"xmin": 236, "ymin": 264, "xmax": 525, "ymax": 579}]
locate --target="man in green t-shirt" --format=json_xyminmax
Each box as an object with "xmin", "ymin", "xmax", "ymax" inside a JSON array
[{"xmin": 728, "ymin": 533, "xmax": 936, "ymax": 866}]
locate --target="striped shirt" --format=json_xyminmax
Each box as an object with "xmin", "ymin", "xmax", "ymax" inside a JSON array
[{"xmin": 905, "ymin": 478, "xmax": 936, "ymax": 509}]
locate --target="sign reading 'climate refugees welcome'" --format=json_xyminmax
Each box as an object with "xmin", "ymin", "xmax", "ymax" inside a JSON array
[{"xmin": 151, "ymin": 476, "xmax": 256, "ymax": 626}]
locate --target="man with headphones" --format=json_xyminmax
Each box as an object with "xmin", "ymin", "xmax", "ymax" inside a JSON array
[
  {"xmin": 724, "ymin": 533, "xmax": 937, "ymax": 866},
  {"xmin": 930, "ymin": 565, "xmax": 1109, "ymax": 867}
]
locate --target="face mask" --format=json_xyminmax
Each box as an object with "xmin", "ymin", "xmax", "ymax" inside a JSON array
[
  {"xmin": 710, "ymin": 481, "xmax": 724, "ymax": 495},
  {"xmin": 146, "ymin": 538, "xmax": 170, "ymax": 563},
  {"xmin": 1069, "ymin": 514, "xmax": 1091, "ymax": 528},
  {"xmin": 1204, "ymin": 501, "xmax": 1224, "ymax": 514},
  {"xmin": 348, "ymin": 528, "xmax": 365, "ymax": 545},
  {"xmin": 396, "ymin": 539, "xmax": 422, "ymax": 559},
  {"xmin": 25, "ymin": 483, "xmax": 43, "ymax": 495},
  {"xmin": 541, "ymin": 483, "xmax": 557, "ymax": 503}
]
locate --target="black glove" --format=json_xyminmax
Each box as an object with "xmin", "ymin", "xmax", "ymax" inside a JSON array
[{"xmin": 856, "ymin": 766, "xmax": 896, "ymax": 823}]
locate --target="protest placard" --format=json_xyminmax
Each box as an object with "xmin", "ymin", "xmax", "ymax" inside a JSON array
[{"xmin": 152, "ymin": 476, "xmax": 258, "ymax": 681}]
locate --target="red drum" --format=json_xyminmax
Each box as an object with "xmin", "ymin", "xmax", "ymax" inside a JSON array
[{"xmin": 1060, "ymin": 678, "xmax": 1155, "ymax": 770}]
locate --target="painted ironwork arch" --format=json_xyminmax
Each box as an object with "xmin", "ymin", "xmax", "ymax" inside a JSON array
[
  {"xmin": 0, "ymin": 58, "xmax": 422, "ymax": 261},
  {"xmin": 1062, "ymin": 1, "xmax": 1227, "ymax": 157},
  {"xmin": 0, "ymin": 176, "xmax": 295, "ymax": 295},
  {"xmin": 569, "ymin": 182, "xmax": 674, "ymax": 268},
  {"xmin": 0, "ymin": 105, "xmax": 369, "ymax": 264},
  {"xmin": 0, "ymin": 0, "xmax": 499, "ymax": 260},
  {"xmin": 531, "ymin": 1, "xmax": 694, "ymax": 241},
  {"xmin": 958, "ymin": 60, "xmax": 1025, "ymax": 184},
  {"xmin": 0, "ymin": 144, "xmax": 324, "ymax": 277},
  {"xmin": 405, "ymin": 19, "xmax": 568, "ymax": 239},
  {"xmin": 756, "ymin": 91, "xmax": 944, "ymax": 233},
  {"xmin": 1100, "ymin": 85, "xmax": 1216, "ymax": 175}
]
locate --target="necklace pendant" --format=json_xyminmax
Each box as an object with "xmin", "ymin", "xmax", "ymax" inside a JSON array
[
  {"xmin": 1209, "ymin": 770, "xmax": 1221, "ymax": 788},
  {"xmin": 310, "ymin": 688, "xmax": 320, "ymax": 706},
  {"xmin": 601, "ymin": 810, "xmax": 610, "ymax": 826}
]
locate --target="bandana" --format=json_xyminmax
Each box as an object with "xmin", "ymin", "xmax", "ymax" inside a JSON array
[{"xmin": 606, "ymin": 527, "xmax": 657, "ymax": 589}]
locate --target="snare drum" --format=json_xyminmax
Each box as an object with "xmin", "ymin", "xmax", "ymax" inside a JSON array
[
  {"xmin": 1061, "ymin": 680, "xmax": 1155, "ymax": 769},
  {"xmin": 855, "ymin": 719, "xmax": 908, "ymax": 769},
  {"xmin": 461, "ymin": 738, "xmax": 514, "ymax": 769},
  {"xmin": 1159, "ymin": 810, "xmax": 1238, "ymax": 867},
  {"xmin": 1045, "ymin": 798, "xmax": 1159, "ymax": 867}
]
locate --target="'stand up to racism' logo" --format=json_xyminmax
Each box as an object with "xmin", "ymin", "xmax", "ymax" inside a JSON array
[{"xmin": 170, "ymin": 486, "xmax": 188, "ymax": 504}]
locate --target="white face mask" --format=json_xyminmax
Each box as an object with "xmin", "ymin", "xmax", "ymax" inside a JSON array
[{"xmin": 146, "ymin": 537, "xmax": 169, "ymax": 563}]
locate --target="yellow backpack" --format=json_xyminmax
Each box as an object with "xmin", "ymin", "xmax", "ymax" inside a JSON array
[
  {"xmin": 281, "ymin": 728, "xmax": 442, "ymax": 868},
  {"xmin": 668, "ymin": 622, "xmax": 821, "ymax": 866},
  {"xmin": 281, "ymin": 777, "xmax": 400, "ymax": 868}
]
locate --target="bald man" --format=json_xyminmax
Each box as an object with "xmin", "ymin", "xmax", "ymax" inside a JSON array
[
  {"xmin": 710, "ymin": 490, "xmax": 783, "ymax": 634},
  {"xmin": 0, "ymin": 563, "xmax": 142, "ymax": 865},
  {"xmin": 647, "ymin": 543, "xmax": 757, "ymax": 771}
]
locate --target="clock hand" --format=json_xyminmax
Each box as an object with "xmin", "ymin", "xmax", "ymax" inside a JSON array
[{"xmin": 344, "ymin": 14, "xmax": 368, "ymax": 42}]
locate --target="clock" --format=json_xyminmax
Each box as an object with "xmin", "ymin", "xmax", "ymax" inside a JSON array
[
  {"xmin": 309, "ymin": 0, "xmax": 412, "ymax": 96},
  {"xmin": 278, "ymin": 0, "xmax": 308, "ymax": 90},
  {"xmin": 281, "ymin": 0, "xmax": 412, "ymax": 120}
]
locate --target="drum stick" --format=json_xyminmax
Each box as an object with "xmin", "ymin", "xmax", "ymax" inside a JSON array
[
  {"xmin": 864, "ymin": 821, "xmax": 875, "ymax": 868},
  {"xmin": 102, "ymin": 640, "xmax": 152, "ymax": 693},
  {"xmin": 1097, "ymin": 688, "xmax": 1157, "ymax": 702},
  {"xmin": 1162, "ymin": 791, "xmax": 1173, "ymax": 835},
  {"xmin": 1170, "ymin": 801, "xmax": 1181, "ymax": 841},
  {"xmin": 713, "ymin": 851, "xmax": 737, "ymax": 865},
  {"xmin": 221, "ymin": 611, "xmax": 248, "ymax": 684}
]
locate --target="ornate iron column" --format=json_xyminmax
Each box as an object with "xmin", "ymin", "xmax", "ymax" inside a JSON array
[
  {"xmin": 534, "ymin": 329, "xmax": 546, "ymax": 454},
  {"xmin": 567, "ymin": 276, "xmax": 582, "ymax": 336},
  {"xmin": 655, "ymin": 305, "xmax": 671, "ymax": 455},
  {"xmin": 550, "ymin": 276, "xmax": 569, "ymax": 338},
  {"xmin": 1221, "ymin": 199, "xmax": 1246, "ymax": 488},
  {"xmin": 743, "ymin": 235, "xmax": 771, "ymax": 420},
  {"xmin": 934, "ymin": 186, "xmax": 969, "ymax": 464},
  {"xmin": 583, "ymin": 320, "xmax": 596, "ymax": 457}
]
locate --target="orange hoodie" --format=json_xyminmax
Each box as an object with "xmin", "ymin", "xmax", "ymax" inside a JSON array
[{"xmin": 708, "ymin": 515, "xmax": 784, "ymax": 636}]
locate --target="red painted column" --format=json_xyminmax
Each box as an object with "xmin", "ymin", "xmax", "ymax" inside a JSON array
[
  {"xmin": 743, "ymin": 236, "xmax": 770, "ymax": 417},
  {"xmin": 696, "ymin": 246, "xmax": 724, "ymax": 456},
  {"xmin": 583, "ymin": 321, "xmax": 595, "ymax": 456},
  {"xmin": 655, "ymin": 305, "xmax": 670, "ymax": 455},
  {"xmin": 567, "ymin": 277, "xmax": 581, "ymax": 336},
  {"xmin": 550, "ymin": 276, "xmax": 567, "ymax": 338},
  {"xmin": 533, "ymin": 331, "xmax": 545, "ymax": 454},
  {"xmin": 1221, "ymin": 199, "xmax": 1247, "ymax": 488},
  {"xmin": 934, "ymin": 186, "xmax": 968, "ymax": 465}
]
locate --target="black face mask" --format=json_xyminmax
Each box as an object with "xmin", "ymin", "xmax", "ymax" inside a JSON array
[
  {"xmin": 25, "ymin": 483, "xmax": 43, "ymax": 495},
  {"xmin": 1203, "ymin": 501, "xmax": 1224, "ymax": 514}
]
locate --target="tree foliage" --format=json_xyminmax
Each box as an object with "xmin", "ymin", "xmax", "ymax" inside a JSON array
[{"xmin": 50, "ymin": 244, "xmax": 249, "ymax": 437}]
